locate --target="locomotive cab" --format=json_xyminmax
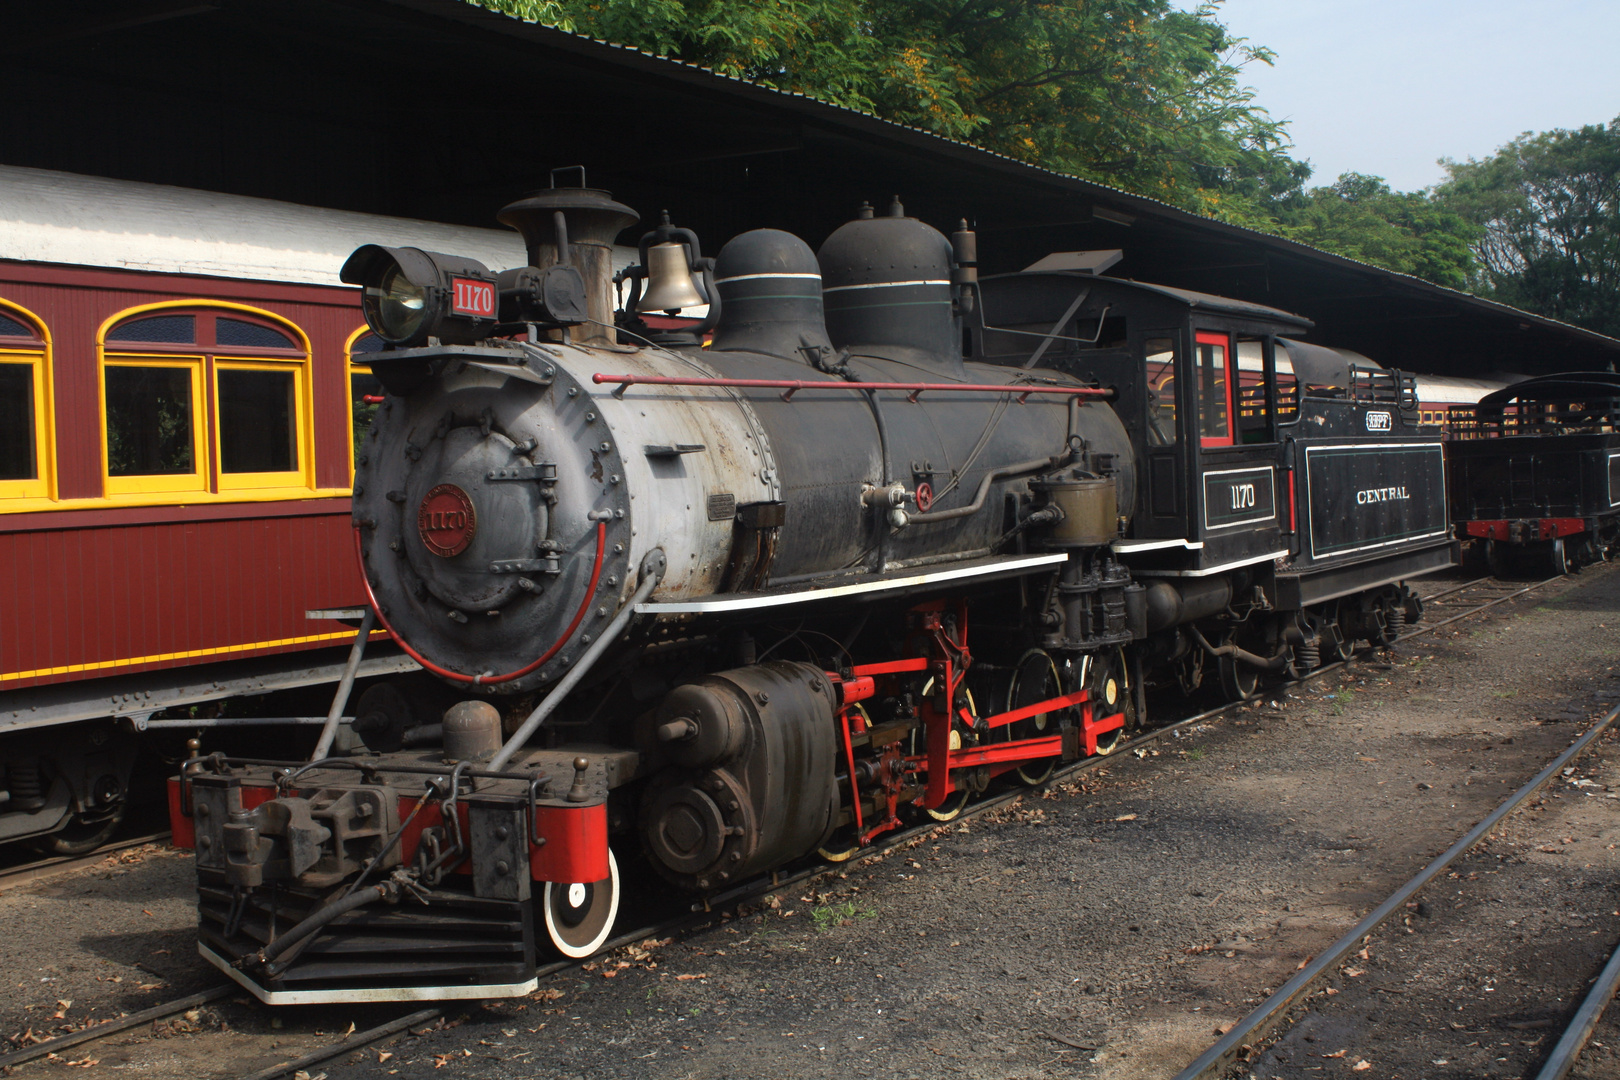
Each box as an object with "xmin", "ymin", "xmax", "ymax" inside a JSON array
[
  {"xmin": 974, "ymin": 274, "xmax": 1304, "ymax": 578},
  {"xmin": 975, "ymin": 270, "xmax": 1456, "ymax": 696}
]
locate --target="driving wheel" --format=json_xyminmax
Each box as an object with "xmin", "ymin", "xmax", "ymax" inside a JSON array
[
  {"xmin": 1004, "ymin": 648, "xmax": 1065, "ymax": 785},
  {"xmin": 1089, "ymin": 648, "xmax": 1135, "ymax": 755}
]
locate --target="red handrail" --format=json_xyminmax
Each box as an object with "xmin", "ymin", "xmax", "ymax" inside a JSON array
[
  {"xmin": 351, "ymin": 522, "xmax": 606, "ymax": 685},
  {"xmin": 592, "ymin": 373, "xmax": 1113, "ymax": 403}
]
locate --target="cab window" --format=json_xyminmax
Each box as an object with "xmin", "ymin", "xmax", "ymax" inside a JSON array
[
  {"xmin": 1195, "ymin": 331, "xmax": 1234, "ymax": 447},
  {"xmin": 1143, "ymin": 337, "xmax": 1177, "ymax": 446}
]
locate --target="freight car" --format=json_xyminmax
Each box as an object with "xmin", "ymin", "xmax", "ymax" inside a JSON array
[
  {"xmin": 171, "ymin": 183, "xmax": 1456, "ymax": 1003},
  {"xmin": 1447, "ymin": 372, "xmax": 1620, "ymax": 576},
  {"xmin": 0, "ymin": 165, "xmax": 555, "ymax": 853}
]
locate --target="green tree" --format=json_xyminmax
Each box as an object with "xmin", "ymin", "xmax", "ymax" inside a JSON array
[
  {"xmin": 1436, "ymin": 118, "xmax": 1620, "ymax": 336},
  {"xmin": 1276, "ymin": 172, "xmax": 1478, "ymax": 290},
  {"xmin": 476, "ymin": 0, "xmax": 1307, "ymax": 226}
]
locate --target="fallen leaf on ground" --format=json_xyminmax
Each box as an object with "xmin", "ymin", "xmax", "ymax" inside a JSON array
[
  {"xmin": 676, "ymin": 973, "xmax": 708, "ymax": 981},
  {"xmin": 1113, "ymin": 814, "xmax": 1137, "ymax": 822},
  {"xmin": 1322, "ymin": 1049, "xmax": 1347, "ymax": 1058},
  {"xmin": 1344, "ymin": 968, "xmax": 1365, "ymax": 978},
  {"xmin": 1353, "ymin": 1060, "xmax": 1372, "ymax": 1071}
]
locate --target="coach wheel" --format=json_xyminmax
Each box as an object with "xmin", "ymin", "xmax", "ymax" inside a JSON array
[
  {"xmin": 1486, "ymin": 539, "xmax": 1509, "ymax": 579},
  {"xmin": 541, "ymin": 849, "xmax": 620, "ymax": 959},
  {"xmin": 1217, "ymin": 652, "xmax": 1259, "ymax": 702},
  {"xmin": 1323, "ymin": 604, "xmax": 1354, "ymax": 663},
  {"xmin": 1372, "ymin": 593, "xmax": 1407, "ymax": 647},
  {"xmin": 1005, "ymin": 649, "xmax": 1062, "ymax": 786},
  {"xmin": 1173, "ymin": 646, "xmax": 1205, "ymax": 697},
  {"xmin": 31, "ymin": 809, "xmax": 124, "ymax": 857},
  {"xmin": 1541, "ymin": 538, "xmax": 1569, "ymax": 578}
]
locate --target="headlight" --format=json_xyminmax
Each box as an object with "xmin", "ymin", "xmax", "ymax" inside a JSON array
[{"xmin": 340, "ymin": 245, "xmax": 497, "ymax": 348}]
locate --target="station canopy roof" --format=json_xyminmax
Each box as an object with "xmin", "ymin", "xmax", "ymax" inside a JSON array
[{"xmin": 6, "ymin": 0, "xmax": 1617, "ymax": 377}]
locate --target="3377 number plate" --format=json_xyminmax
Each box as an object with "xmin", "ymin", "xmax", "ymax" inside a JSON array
[{"xmin": 450, "ymin": 277, "xmax": 496, "ymax": 318}]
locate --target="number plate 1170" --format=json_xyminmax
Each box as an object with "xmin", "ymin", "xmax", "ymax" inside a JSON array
[{"xmin": 451, "ymin": 277, "xmax": 496, "ymax": 318}]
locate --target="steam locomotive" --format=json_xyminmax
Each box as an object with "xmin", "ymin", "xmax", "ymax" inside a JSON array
[{"xmin": 172, "ymin": 180, "xmax": 1456, "ymax": 1003}]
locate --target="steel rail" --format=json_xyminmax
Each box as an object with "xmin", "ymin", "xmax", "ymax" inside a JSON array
[
  {"xmin": 1536, "ymin": 935, "xmax": 1620, "ymax": 1080},
  {"xmin": 1174, "ymin": 701, "xmax": 1620, "ymax": 1080},
  {"xmin": 0, "ymin": 986, "xmax": 233, "ymax": 1070},
  {"xmin": 240, "ymin": 1008, "xmax": 444, "ymax": 1080},
  {"xmin": 1398, "ymin": 576, "xmax": 1562, "ymax": 642},
  {"xmin": 1417, "ymin": 575, "xmax": 1491, "ymax": 604},
  {"xmin": 0, "ymin": 831, "xmax": 172, "ymax": 892}
]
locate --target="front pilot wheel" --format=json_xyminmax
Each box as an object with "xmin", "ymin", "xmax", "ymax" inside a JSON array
[{"xmin": 541, "ymin": 849, "xmax": 621, "ymax": 959}]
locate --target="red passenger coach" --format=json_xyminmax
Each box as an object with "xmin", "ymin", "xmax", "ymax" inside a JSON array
[
  {"xmin": 0, "ymin": 269, "xmax": 366, "ymax": 691},
  {"xmin": 0, "ymin": 166, "xmax": 531, "ymax": 853}
]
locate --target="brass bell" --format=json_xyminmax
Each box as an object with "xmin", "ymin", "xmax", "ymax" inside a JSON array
[{"xmin": 636, "ymin": 242, "xmax": 706, "ymax": 313}]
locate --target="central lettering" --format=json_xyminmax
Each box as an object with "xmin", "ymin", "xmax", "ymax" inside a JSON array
[
  {"xmin": 1355, "ymin": 486, "xmax": 1411, "ymax": 504},
  {"xmin": 1231, "ymin": 483, "xmax": 1256, "ymax": 510}
]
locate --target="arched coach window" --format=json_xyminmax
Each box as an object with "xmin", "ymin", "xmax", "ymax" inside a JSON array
[
  {"xmin": 0, "ymin": 300, "xmax": 54, "ymax": 505},
  {"xmin": 346, "ymin": 328, "xmax": 386, "ymax": 477},
  {"xmin": 99, "ymin": 304, "xmax": 313, "ymax": 498}
]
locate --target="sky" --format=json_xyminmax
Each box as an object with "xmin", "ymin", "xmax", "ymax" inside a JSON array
[{"xmin": 1212, "ymin": 0, "xmax": 1620, "ymax": 192}]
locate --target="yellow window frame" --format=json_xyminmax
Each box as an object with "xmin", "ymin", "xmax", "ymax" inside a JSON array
[
  {"xmin": 101, "ymin": 354, "xmax": 210, "ymax": 496},
  {"xmin": 213, "ymin": 356, "xmax": 314, "ymax": 493},
  {"xmin": 84, "ymin": 300, "xmax": 343, "ymax": 509},
  {"xmin": 344, "ymin": 325, "xmax": 381, "ymax": 483},
  {"xmin": 0, "ymin": 299, "xmax": 56, "ymax": 509},
  {"xmin": 0, "ymin": 348, "xmax": 52, "ymax": 503}
]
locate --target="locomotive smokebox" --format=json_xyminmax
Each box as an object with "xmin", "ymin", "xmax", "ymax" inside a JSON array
[
  {"xmin": 817, "ymin": 198, "xmax": 965, "ymax": 376},
  {"xmin": 709, "ymin": 229, "xmax": 833, "ymax": 361},
  {"xmin": 498, "ymin": 183, "xmax": 638, "ymax": 344}
]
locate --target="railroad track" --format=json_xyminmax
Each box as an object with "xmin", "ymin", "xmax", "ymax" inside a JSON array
[
  {"xmin": 0, "ymin": 831, "xmax": 171, "ymax": 894},
  {"xmin": 0, "ymin": 569, "xmax": 1571, "ymax": 1079},
  {"xmin": 1172, "ymin": 701, "xmax": 1620, "ymax": 1080},
  {"xmin": 1407, "ymin": 575, "xmax": 1564, "ymax": 640}
]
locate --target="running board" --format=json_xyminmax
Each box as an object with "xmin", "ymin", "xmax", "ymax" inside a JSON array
[{"xmin": 638, "ymin": 552, "xmax": 1068, "ymax": 615}]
